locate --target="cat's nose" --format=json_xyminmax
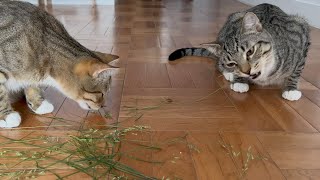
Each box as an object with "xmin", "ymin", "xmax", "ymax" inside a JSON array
[
  {"xmin": 239, "ymin": 63, "xmax": 251, "ymax": 75},
  {"xmin": 241, "ymin": 67, "xmax": 251, "ymax": 75},
  {"xmin": 244, "ymin": 68, "xmax": 251, "ymax": 75}
]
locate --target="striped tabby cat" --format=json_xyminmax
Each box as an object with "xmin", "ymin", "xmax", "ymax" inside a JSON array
[
  {"xmin": 0, "ymin": 1, "xmax": 119, "ymax": 128},
  {"xmin": 169, "ymin": 3, "xmax": 310, "ymax": 101}
]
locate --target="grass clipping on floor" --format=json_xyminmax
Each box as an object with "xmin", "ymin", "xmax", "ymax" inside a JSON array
[
  {"xmin": 218, "ymin": 140, "xmax": 269, "ymax": 178},
  {"xmin": 0, "ymin": 126, "xmax": 164, "ymax": 180},
  {"xmin": 0, "ymin": 89, "xmax": 224, "ymax": 179}
]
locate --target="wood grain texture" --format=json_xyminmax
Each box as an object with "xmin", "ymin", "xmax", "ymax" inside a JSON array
[{"xmin": 2, "ymin": 0, "xmax": 320, "ymax": 179}]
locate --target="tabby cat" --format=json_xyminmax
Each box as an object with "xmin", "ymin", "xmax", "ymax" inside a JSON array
[
  {"xmin": 169, "ymin": 3, "xmax": 310, "ymax": 101},
  {"xmin": 0, "ymin": 1, "xmax": 119, "ymax": 128}
]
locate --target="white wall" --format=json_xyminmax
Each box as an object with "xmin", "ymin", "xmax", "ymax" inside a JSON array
[{"xmin": 238, "ymin": 0, "xmax": 320, "ymax": 28}]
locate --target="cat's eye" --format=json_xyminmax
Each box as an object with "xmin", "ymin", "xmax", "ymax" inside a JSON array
[
  {"xmin": 84, "ymin": 97, "xmax": 96, "ymax": 103},
  {"xmin": 226, "ymin": 62, "xmax": 237, "ymax": 68},
  {"xmin": 246, "ymin": 47, "xmax": 254, "ymax": 57}
]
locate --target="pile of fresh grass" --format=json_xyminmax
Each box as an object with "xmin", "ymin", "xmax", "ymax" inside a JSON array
[
  {"xmin": 0, "ymin": 125, "xmax": 161, "ymax": 179},
  {"xmin": 0, "ymin": 92, "xmax": 217, "ymax": 179}
]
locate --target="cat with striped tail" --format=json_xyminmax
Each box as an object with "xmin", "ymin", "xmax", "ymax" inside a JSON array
[{"xmin": 169, "ymin": 3, "xmax": 310, "ymax": 101}]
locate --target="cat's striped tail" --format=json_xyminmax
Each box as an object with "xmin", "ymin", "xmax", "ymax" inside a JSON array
[{"xmin": 168, "ymin": 48, "xmax": 213, "ymax": 61}]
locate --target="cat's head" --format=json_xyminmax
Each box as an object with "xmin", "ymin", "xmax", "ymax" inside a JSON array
[
  {"xmin": 65, "ymin": 52, "xmax": 119, "ymax": 111},
  {"xmin": 203, "ymin": 12, "xmax": 274, "ymax": 80}
]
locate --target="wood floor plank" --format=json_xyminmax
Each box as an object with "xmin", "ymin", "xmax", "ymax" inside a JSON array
[
  {"xmin": 221, "ymin": 132, "xmax": 285, "ymax": 180},
  {"xmin": 121, "ymin": 88, "xmax": 231, "ymax": 106},
  {"xmin": 111, "ymin": 44, "xmax": 130, "ymax": 66},
  {"xmin": 130, "ymin": 35, "xmax": 159, "ymax": 50},
  {"xmin": 48, "ymin": 99, "xmax": 88, "ymax": 130},
  {"xmin": 129, "ymin": 117, "xmax": 247, "ymax": 132},
  {"xmin": 158, "ymin": 34, "xmax": 176, "ymax": 48},
  {"xmin": 302, "ymin": 64, "xmax": 320, "ymax": 89},
  {"xmin": 252, "ymin": 90, "xmax": 317, "ymax": 133},
  {"xmin": 119, "ymin": 92, "xmax": 240, "ymax": 119},
  {"xmin": 35, "ymin": 170, "xmax": 93, "ymax": 180},
  {"xmin": 300, "ymin": 78, "xmax": 320, "ymax": 109},
  {"xmin": 104, "ymin": 35, "xmax": 131, "ymax": 45},
  {"xmin": 187, "ymin": 132, "xmax": 239, "ymax": 179},
  {"xmin": 105, "ymin": 27, "xmax": 132, "ymax": 36},
  {"xmin": 166, "ymin": 63, "xmax": 196, "ymax": 88},
  {"xmin": 123, "ymin": 88, "xmax": 222, "ymax": 97},
  {"xmin": 282, "ymin": 169, "xmax": 320, "ymax": 180},
  {"xmin": 90, "ymin": 23, "xmax": 109, "ymax": 35},
  {"xmin": 267, "ymin": 149, "xmax": 320, "ymax": 169},
  {"xmin": 132, "ymin": 21, "xmax": 156, "ymax": 33},
  {"xmin": 172, "ymin": 36, "xmax": 192, "ymax": 48},
  {"xmin": 0, "ymin": 130, "xmax": 78, "ymax": 148},
  {"xmin": 257, "ymin": 133, "xmax": 320, "ymax": 150},
  {"xmin": 286, "ymin": 96, "xmax": 320, "ymax": 132},
  {"xmin": 120, "ymin": 105, "xmax": 239, "ymax": 119},
  {"xmin": 145, "ymin": 63, "xmax": 171, "ymax": 88},
  {"xmin": 221, "ymin": 88, "xmax": 283, "ymax": 131},
  {"xmin": 258, "ymin": 133, "xmax": 320, "ymax": 169},
  {"xmin": 183, "ymin": 63, "xmax": 219, "ymax": 89},
  {"xmin": 152, "ymin": 131, "xmax": 197, "ymax": 179},
  {"xmin": 118, "ymin": 131, "xmax": 154, "ymax": 178},
  {"xmin": 3, "ymin": 0, "xmax": 320, "ymax": 179},
  {"xmin": 124, "ymin": 63, "xmax": 146, "ymax": 88},
  {"xmin": 128, "ymin": 47, "xmax": 174, "ymax": 60}
]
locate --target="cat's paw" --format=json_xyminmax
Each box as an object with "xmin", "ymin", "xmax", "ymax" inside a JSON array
[
  {"xmin": 282, "ymin": 90, "xmax": 302, "ymax": 101},
  {"xmin": 0, "ymin": 112, "xmax": 21, "ymax": 128},
  {"xmin": 223, "ymin": 72, "xmax": 234, "ymax": 82},
  {"xmin": 230, "ymin": 83, "xmax": 249, "ymax": 93},
  {"xmin": 34, "ymin": 100, "xmax": 54, "ymax": 115}
]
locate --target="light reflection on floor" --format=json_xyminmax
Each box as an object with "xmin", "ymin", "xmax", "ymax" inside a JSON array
[{"xmin": 21, "ymin": 0, "xmax": 115, "ymax": 5}]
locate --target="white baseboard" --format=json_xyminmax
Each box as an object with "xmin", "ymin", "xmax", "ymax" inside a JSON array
[{"xmin": 238, "ymin": 0, "xmax": 320, "ymax": 28}]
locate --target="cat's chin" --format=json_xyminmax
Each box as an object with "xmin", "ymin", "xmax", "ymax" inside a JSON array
[
  {"xmin": 77, "ymin": 100, "xmax": 101, "ymax": 111},
  {"xmin": 77, "ymin": 101, "xmax": 91, "ymax": 110}
]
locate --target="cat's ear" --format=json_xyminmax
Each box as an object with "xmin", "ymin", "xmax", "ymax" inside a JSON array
[
  {"xmin": 200, "ymin": 42, "xmax": 222, "ymax": 57},
  {"xmin": 242, "ymin": 12, "xmax": 262, "ymax": 33},
  {"xmin": 90, "ymin": 62, "xmax": 112, "ymax": 78},
  {"xmin": 93, "ymin": 51, "xmax": 120, "ymax": 67},
  {"xmin": 74, "ymin": 59, "xmax": 114, "ymax": 78}
]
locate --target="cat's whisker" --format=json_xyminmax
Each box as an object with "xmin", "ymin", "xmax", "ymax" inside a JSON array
[{"xmin": 168, "ymin": 3, "xmax": 309, "ymax": 102}]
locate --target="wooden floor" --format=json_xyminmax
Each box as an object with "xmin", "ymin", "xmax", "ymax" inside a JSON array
[{"xmin": 2, "ymin": 0, "xmax": 320, "ymax": 179}]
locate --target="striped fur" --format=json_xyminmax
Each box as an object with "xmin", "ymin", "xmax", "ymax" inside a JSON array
[
  {"xmin": 0, "ymin": 1, "xmax": 119, "ymax": 127},
  {"xmin": 168, "ymin": 48, "xmax": 214, "ymax": 61},
  {"xmin": 168, "ymin": 3, "xmax": 310, "ymax": 100}
]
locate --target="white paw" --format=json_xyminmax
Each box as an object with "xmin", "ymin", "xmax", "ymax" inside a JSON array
[
  {"xmin": 282, "ymin": 90, "xmax": 302, "ymax": 101},
  {"xmin": 230, "ymin": 83, "xmax": 249, "ymax": 93},
  {"xmin": 223, "ymin": 72, "xmax": 234, "ymax": 82},
  {"xmin": 0, "ymin": 112, "xmax": 21, "ymax": 128},
  {"xmin": 34, "ymin": 100, "xmax": 54, "ymax": 115}
]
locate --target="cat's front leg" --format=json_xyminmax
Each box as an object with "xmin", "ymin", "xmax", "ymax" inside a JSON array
[
  {"xmin": 24, "ymin": 87, "xmax": 54, "ymax": 114},
  {"xmin": 0, "ymin": 85, "xmax": 21, "ymax": 128},
  {"xmin": 282, "ymin": 70, "xmax": 302, "ymax": 101},
  {"xmin": 230, "ymin": 76, "xmax": 249, "ymax": 93}
]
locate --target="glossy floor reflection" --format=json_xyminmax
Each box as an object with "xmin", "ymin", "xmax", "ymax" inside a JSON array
[
  {"xmin": 2, "ymin": 0, "xmax": 320, "ymax": 179},
  {"xmin": 23, "ymin": 0, "xmax": 115, "ymax": 5}
]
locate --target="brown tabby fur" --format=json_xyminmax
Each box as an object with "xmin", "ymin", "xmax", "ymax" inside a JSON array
[{"xmin": 0, "ymin": 1, "xmax": 119, "ymax": 127}]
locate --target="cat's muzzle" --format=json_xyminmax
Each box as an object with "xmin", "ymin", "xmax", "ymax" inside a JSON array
[{"xmin": 250, "ymin": 71, "xmax": 261, "ymax": 79}]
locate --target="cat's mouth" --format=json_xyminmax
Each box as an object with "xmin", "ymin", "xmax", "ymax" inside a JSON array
[
  {"xmin": 250, "ymin": 72, "xmax": 261, "ymax": 79},
  {"xmin": 78, "ymin": 100, "xmax": 100, "ymax": 111}
]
